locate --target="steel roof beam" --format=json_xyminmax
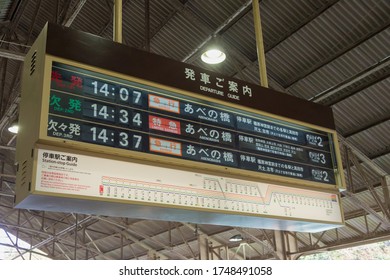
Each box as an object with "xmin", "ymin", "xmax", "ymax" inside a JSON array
[
  {"xmin": 0, "ymin": 242, "xmax": 50, "ymax": 259},
  {"xmin": 370, "ymin": 147, "xmax": 390, "ymax": 161},
  {"xmin": 15, "ymin": 216, "xmax": 93, "ymax": 257},
  {"xmin": 342, "ymin": 191, "xmax": 390, "ymax": 229},
  {"xmin": 265, "ymin": 0, "xmax": 339, "ymax": 54},
  {"xmin": 62, "ymin": 0, "xmax": 87, "ymax": 27},
  {"xmin": 348, "ymin": 149, "xmax": 390, "ymax": 220},
  {"xmin": 285, "ymin": 21, "xmax": 390, "ymax": 89},
  {"xmin": 1, "ymin": 219, "xmax": 112, "ymax": 260},
  {"xmin": 237, "ymin": 228, "xmax": 280, "ymax": 259},
  {"xmin": 120, "ymin": 229, "xmax": 170, "ymax": 260},
  {"xmin": 184, "ymin": 223, "xmax": 245, "ymax": 260},
  {"xmin": 0, "ymin": 0, "xmax": 87, "ymax": 61},
  {"xmin": 339, "ymin": 135, "xmax": 388, "ymax": 177},
  {"xmin": 95, "ymin": 216, "xmax": 179, "ymax": 259},
  {"xmin": 310, "ymin": 55, "xmax": 390, "ymax": 105},
  {"xmin": 293, "ymin": 229, "xmax": 390, "ymax": 257},
  {"xmin": 0, "ymin": 48, "xmax": 24, "ymax": 61},
  {"xmin": 344, "ymin": 115, "xmax": 390, "ymax": 138}
]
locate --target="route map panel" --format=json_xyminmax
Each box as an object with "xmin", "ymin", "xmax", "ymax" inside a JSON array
[{"xmin": 35, "ymin": 148, "xmax": 343, "ymax": 226}]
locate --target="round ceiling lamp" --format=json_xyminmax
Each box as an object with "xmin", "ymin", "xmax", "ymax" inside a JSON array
[
  {"xmin": 8, "ymin": 121, "xmax": 19, "ymax": 134},
  {"xmin": 201, "ymin": 48, "xmax": 226, "ymax": 64},
  {"xmin": 201, "ymin": 37, "xmax": 226, "ymax": 64},
  {"xmin": 229, "ymin": 234, "xmax": 243, "ymax": 242}
]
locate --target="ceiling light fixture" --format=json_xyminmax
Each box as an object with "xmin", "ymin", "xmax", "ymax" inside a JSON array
[
  {"xmin": 229, "ymin": 234, "xmax": 243, "ymax": 242},
  {"xmin": 8, "ymin": 120, "xmax": 19, "ymax": 134},
  {"xmin": 201, "ymin": 37, "xmax": 226, "ymax": 64}
]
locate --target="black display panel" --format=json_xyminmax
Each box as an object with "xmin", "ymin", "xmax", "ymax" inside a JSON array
[
  {"xmin": 149, "ymin": 136, "xmax": 238, "ymax": 168},
  {"xmin": 236, "ymin": 115, "xmax": 330, "ymax": 151},
  {"xmin": 239, "ymin": 153, "xmax": 335, "ymax": 185},
  {"xmin": 237, "ymin": 134, "xmax": 332, "ymax": 169},
  {"xmin": 48, "ymin": 62, "xmax": 338, "ymax": 185},
  {"xmin": 148, "ymin": 114, "xmax": 236, "ymax": 148},
  {"xmin": 49, "ymin": 91, "xmax": 147, "ymax": 130},
  {"xmin": 47, "ymin": 115, "xmax": 147, "ymax": 152}
]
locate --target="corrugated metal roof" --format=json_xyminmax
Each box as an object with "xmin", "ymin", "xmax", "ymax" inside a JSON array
[
  {"xmin": 374, "ymin": 155, "xmax": 390, "ymax": 174},
  {"xmin": 0, "ymin": 0, "xmax": 13, "ymax": 21},
  {"xmin": 266, "ymin": 0, "xmax": 390, "ymax": 92},
  {"xmin": 71, "ymin": 0, "xmax": 112, "ymax": 36},
  {"xmin": 332, "ymin": 79, "xmax": 390, "ymax": 135},
  {"xmin": 348, "ymin": 122, "xmax": 390, "ymax": 158},
  {"xmin": 224, "ymin": 12, "xmax": 256, "ymax": 61},
  {"xmin": 151, "ymin": 11, "xmax": 210, "ymax": 60},
  {"xmin": 186, "ymin": 0, "xmax": 248, "ymax": 30},
  {"xmin": 289, "ymin": 29, "xmax": 390, "ymax": 100}
]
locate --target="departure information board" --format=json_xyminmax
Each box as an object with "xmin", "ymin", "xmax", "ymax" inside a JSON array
[
  {"xmin": 48, "ymin": 62, "xmax": 338, "ymax": 186},
  {"xmin": 15, "ymin": 23, "xmax": 345, "ymax": 232}
]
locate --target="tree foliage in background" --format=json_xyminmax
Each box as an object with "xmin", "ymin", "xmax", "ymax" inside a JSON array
[{"xmin": 301, "ymin": 241, "xmax": 390, "ymax": 260}]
